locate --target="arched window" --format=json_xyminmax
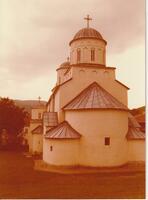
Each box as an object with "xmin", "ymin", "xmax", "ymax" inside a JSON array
[
  {"xmin": 91, "ymin": 49, "xmax": 95, "ymax": 61},
  {"xmin": 77, "ymin": 49, "xmax": 81, "ymax": 62}
]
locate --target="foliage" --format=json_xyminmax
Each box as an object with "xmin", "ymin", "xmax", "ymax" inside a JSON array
[{"xmin": 0, "ymin": 97, "xmax": 29, "ymax": 136}]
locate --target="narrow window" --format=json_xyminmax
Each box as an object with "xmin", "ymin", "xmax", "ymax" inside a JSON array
[
  {"xmin": 91, "ymin": 49, "xmax": 95, "ymax": 61},
  {"xmin": 50, "ymin": 146, "xmax": 53, "ymax": 151},
  {"xmin": 77, "ymin": 49, "xmax": 81, "ymax": 62},
  {"xmin": 38, "ymin": 113, "xmax": 42, "ymax": 119},
  {"xmin": 105, "ymin": 137, "xmax": 110, "ymax": 146}
]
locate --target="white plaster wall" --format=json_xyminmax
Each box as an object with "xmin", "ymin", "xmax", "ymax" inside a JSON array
[
  {"xmin": 72, "ymin": 67, "xmax": 128, "ymax": 105},
  {"xmin": 43, "ymin": 139, "xmax": 80, "ymax": 166},
  {"xmin": 31, "ymin": 108, "xmax": 46, "ymax": 119},
  {"xmin": 128, "ymin": 140, "xmax": 145, "ymax": 161},
  {"xmin": 57, "ymin": 68, "xmax": 68, "ymax": 85},
  {"xmin": 52, "ymin": 66, "xmax": 128, "ymax": 123},
  {"xmin": 32, "ymin": 134, "xmax": 43, "ymax": 153},
  {"xmin": 70, "ymin": 39, "xmax": 106, "ymax": 65},
  {"xmin": 28, "ymin": 122, "xmax": 41, "ymax": 153},
  {"xmin": 54, "ymin": 89, "xmax": 60, "ymax": 112},
  {"xmin": 47, "ymin": 97, "xmax": 54, "ymax": 112},
  {"xmin": 56, "ymin": 67, "xmax": 127, "ymax": 115},
  {"xmin": 65, "ymin": 110, "xmax": 128, "ymax": 167}
]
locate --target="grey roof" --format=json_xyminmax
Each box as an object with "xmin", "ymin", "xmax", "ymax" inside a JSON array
[
  {"xmin": 127, "ymin": 113, "xmax": 145, "ymax": 140},
  {"xmin": 70, "ymin": 28, "xmax": 106, "ymax": 45},
  {"xmin": 32, "ymin": 125, "xmax": 42, "ymax": 134},
  {"xmin": 63, "ymin": 82, "xmax": 128, "ymax": 111},
  {"xmin": 43, "ymin": 112, "xmax": 58, "ymax": 127},
  {"xmin": 60, "ymin": 61, "xmax": 70, "ymax": 68},
  {"xmin": 127, "ymin": 127, "xmax": 145, "ymax": 140},
  {"xmin": 128, "ymin": 113, "xmax": 141, "ymax": 128},
  {"xmin": 45, "ymin": 121, "xmax": 81, "ymax": 139}
]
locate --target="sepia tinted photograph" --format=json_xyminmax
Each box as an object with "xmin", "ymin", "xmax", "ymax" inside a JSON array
[{"xmin": 0, "ymin": 0, "xmax": 145, "ymax": 199}]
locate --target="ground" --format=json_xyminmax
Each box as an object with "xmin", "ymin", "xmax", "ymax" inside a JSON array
[{"xmin": 0, "ymin": 151, "xmax": 145, "ymax": 199}]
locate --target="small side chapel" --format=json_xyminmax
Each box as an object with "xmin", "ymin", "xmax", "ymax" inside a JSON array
[
  {"xmin": 28, "ymin": 97, "xmax": 46, "ymax": 154},
  {"xmin": 41, "ymin": 16, "xmax": 145, "ymax": 167}
]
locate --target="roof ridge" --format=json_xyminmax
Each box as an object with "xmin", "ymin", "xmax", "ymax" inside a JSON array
[
  {"xmin": 45, "ymin": 120, "xmax": 81, "ymax": 139},
  {"xmin": 63, "ymin": 82, "xmax": 128, "ymax": 111},
  {"xmin": 32, "ymin": 125, "xmax": 43, "ymax": 134}
]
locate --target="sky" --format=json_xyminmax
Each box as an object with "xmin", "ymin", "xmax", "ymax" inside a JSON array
[{"xmin": 0, "ymin": 0, "xmax": 145, "ymax": 109}]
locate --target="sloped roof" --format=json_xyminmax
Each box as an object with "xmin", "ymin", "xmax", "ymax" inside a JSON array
[
  {"xmin": 69, "ymin": 28, "xmax": 107, "ymax": 45},
  {"xmin": 128, "ymin": 113, "xmax": 141, "ymax": 128},
  {"xmin": 126, "ymin": 127, "xmax": 145, "ymax": 140},
  {"xmin": 135, "ymin": 113, "xmax": 145, "ymax": 123},
  {"xmin": 45, "ymin": 121, "xmax": 81, "ymax": 139},
  {"xmin": 74, "ymin": 28, "xmax": 103, "ymax": 39},
  {"xmin": 32, "ymin": 125, "xmax": 43, "ymax": 134},
  {"xmin": 127, "ymin": 113, "xmax": 145, "ymax": 140},
  {"xmin": 56, "ymin": 61, "xmax": 70, "ymax": 71},
  {"xmin": 115, "ymin": 80, "xmax": 129, "ymax": 90},
  {"xmin": 63, "ymin": 82, "xmax": 128, "ymax": 111},
  {"xmin": 43, "ymin": 112, "xmax": 58, "ymax": 127}
]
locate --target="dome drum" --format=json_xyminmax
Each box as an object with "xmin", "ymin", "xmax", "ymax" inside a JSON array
[{"xmin": 69, "ymin": 27, "xmax": 106, "ymax": 65}]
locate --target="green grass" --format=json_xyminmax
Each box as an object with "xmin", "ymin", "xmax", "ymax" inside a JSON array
[{"xmin": 0, "ymin": 151, "xmax": 145, "ymax": 199}]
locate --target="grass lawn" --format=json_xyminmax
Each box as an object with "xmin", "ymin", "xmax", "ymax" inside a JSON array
[{"xmin": 0, "ymin": 151, "xmax": 145, "ymax": 199}]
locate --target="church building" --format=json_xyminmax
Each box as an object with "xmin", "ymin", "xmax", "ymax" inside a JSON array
[{"xmin": 42, "ymin": 16, "xmax": 145, "ymax": 167}]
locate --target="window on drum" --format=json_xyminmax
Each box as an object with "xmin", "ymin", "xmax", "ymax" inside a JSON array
[
  {"xmin": 77, "ymin": 49, "xmax": 81, "ymax": 62},
  {"xmin": 91, "ymin": 49, "xmax": 95, "ymax": 61}
]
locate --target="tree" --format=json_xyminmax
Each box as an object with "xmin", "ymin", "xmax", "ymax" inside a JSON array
[{"xmin": 0, "ymin": 97, "xmax": 29, "ymax": 138}]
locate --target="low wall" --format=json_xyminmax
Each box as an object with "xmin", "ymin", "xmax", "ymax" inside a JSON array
[{"xmin": 128, "ymin": 140, "xmax": 145, "ymax": 161}]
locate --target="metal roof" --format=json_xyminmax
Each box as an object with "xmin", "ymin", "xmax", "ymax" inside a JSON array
[
  {"xmin": 43, "ymin": 112, "xmax": 58, "ymax": 127},
  {"xmin": 126, "ymin": 127, "xmax": 145, "ymax": 140},
  {"xmin": 128, "ymin": 113, "xmax": 141, "ymax": 128},
  {"xmin": 60, "ymin": 61, "xmax": 70, "ymax": 68},
  {"xmin": 135, "ymin": 113, "xmax": 145, "ymax": 123},
  {"xmin": 32, "ymin": 125, "xmax": 43, "ymax": 134},
  {"xmin": 45, "ymin": 121, "xmax": 81, "ymax": 139},
  {"xmin": 56, "ymin": 61, "xmax": 70, "ymax": 71},
  {"xmin": 63, "ymin": 82, "xmax": 128, "ymax": 111},
  {"xmin": 69, "ymin": 28, "xmax": 106, "ymax": 45},
  {"xmin": 74, "ymin": 28, "xmax": 103, "ymax": 39}
]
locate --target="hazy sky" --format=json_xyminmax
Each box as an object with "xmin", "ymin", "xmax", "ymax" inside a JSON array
[{"xmin": 0, "ymin": 0, "xmax": 145, "ymax": 108}]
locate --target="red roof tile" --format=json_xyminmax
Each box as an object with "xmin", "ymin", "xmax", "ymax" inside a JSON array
[
  {"xmin": 63, "ymin": 82, "xmax": 128, "ymax": 111},
  {"xmin": 45, "ymin": 121, "xmax": 81, "ymax": 139}
]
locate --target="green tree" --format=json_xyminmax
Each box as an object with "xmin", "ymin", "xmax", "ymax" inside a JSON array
[{"xmin": 0, "ymin": 97, "xmax": 28, "ymax": 137}]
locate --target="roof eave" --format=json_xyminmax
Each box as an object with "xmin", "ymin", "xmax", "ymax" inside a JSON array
[
  {"xmin": 44, "ymin": 136, "xmax": 81, "ymax": 140},
  {"xmin": 69, "ymin": 37, "xmax": 107, "ymax": 46},
  {"xmin": 63, "ymin": 108, "xmax": 129, "ymax": 111}
]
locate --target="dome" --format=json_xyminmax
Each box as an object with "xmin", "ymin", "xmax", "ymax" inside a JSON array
[
  {"xmin": 69, "ymin": 28, "xmax": 106, "ymax": 45},
  {"xmin": 59, "ymin": 61, "xmax": 70, "ymax": 69}
]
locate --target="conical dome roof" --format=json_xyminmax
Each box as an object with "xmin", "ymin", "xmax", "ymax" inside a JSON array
[
  {"xmin": 60, "ymin": 61, "xmax": 70, "ymax": 68},
  {"xmin": 69, "ymin": 27, "xmax": 106, "ymax": 45}
]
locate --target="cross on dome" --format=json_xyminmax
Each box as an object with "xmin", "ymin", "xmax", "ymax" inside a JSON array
[
  {"xmin": 84, "ymin": 14, "xmax": 92, "ymax": 28},
  {"xmin": 38, "ymin": 96, "xmax": 41, "ymax": 103}
]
